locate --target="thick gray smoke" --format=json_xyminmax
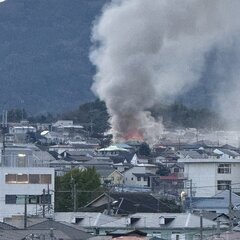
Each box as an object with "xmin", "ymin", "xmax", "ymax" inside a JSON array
[{"xmin": 90, "ymin": 0, "xmax": 240, "ymax": 142}]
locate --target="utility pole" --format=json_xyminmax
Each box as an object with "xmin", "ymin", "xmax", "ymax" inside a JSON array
[
  {"xmin": 24, "ymin": 195, "xmax": 27, "ymax": 229},
  {"xmin": 216, "ymin": 219, "xmax": 220, "ymax": 238},
  {"xmin": 42, "ymin": 188, "xmax": 46, "ymax": 218},
  {"xmin": 107, "ymin": 192, "xmax": 111, "ymax": 215},
  {"xmin": 50, "ymin": 228, "xmax": 54, "ymax": 240},
  {"xmin": 73, "ymin": 183, "xmax": 77, "ymax": 212},
  {"xmin": 229, "ymin": 184, "xmax": 233, "ymax": 231},
  {"xmin": 189, "ymin": 179, "xmax": 193, "ymax": 213},
  {"xmin": 200, "ymin": 211, "xmax": 203, "ymax": 240},
  {"xmin": 47, "ymin": 184, "xmax": 50, "ymax": 213}
]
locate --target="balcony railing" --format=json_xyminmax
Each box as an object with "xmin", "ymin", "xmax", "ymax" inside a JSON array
[{"xmin": 1, "ymin": 154, "xmax": 50, "ymax": 168}]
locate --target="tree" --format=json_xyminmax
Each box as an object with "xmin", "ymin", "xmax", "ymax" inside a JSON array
[
  {"xmin": 138, "ymin": 142, "xmax": 151, "ymax": 156},
  {"xmin": 7, "ymin": 108, "xmax": 27, "ymax": 122},
  {"xmin": 61, "ymin": 99, "xmax": 110, "ymax": 134},
  {"xmin": 55, "ymin": 167, "xmax": 102, "ymax": 211}
]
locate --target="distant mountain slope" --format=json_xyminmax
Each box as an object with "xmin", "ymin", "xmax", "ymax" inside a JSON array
[
  {"xmin": 0, "ymin": 0, "xmax": 231, "ymax": 115},
  {"xmin": 0, "ymin": 0, "xmax": 107, "ymax": 113}
]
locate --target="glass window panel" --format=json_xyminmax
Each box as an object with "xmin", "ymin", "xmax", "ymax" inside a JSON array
[
  {"xmin": 28, "ymin": 195, "xmax": 39, "ymax": 204},
  {"xmin": 217, "ymin": 180, "xmax": 231, "ymax": 190},
  {"xmin": 17, "ymin": 155, "xmax": 27, "ymax": 167},
  {"xmin": 5, "ymin": 195, "xmax": 17, "ymax": 204},
  {"xmin": 16, "ymin": 195, "xmax": 25, "ymax": 204},
  {"xmin": 5, "ymin": 174, "xmax": 17, "ymax": 183},
  {"xmin": 218, "ymin": 164, "xmax": 231, "ymax": 174},
  {"xmin": 16, "ymin": 174, "xmax": 28, "ymax": 183},
  {"xmin": 29, "ymin": 174, "xmax": 40, "ymax": 184},
  {"xmin": 40, "ymin": 174, "xmax": 52, "ymax": 184}
]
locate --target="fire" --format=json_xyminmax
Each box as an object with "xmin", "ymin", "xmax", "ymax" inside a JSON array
[{"xmin": 123, "ymin": 129, "xmax": 144, "ymax": 141}]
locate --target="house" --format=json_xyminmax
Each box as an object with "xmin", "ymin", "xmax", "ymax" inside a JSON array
[
  {"xmin": 40, "ymin": 131, "xmax": 66, "ymax": 144},
  {"xmin": 123, "ymin": 164, "xmax": 158, "ymax": 188},
  {"xmin": 54, "ymin": 212, "xmax": 226, "ymax": 240},
  {"xmin": 107, "ymin": 229, "xmax": 147, "ymax": 239},
  {"xmin": 108, "ymin": 170, "xmax": 124, "ymax": 185},
  {"xmin": 60, "ymin": 150, "xmax": 94, "ymax": 162},
  {"xmin": 205, "ymin": 230, "xmax": 240, "ymax": 240},
  {"xmin": 185, "ymin": 190, "xmax": 240, "ymax": 214},
  {"xmin": 213, "ymin": 148, "xmax": 240, "ymax": 159},
  {"xmin": 114, "ymin": 162, "xmax": 132, "ymax": 173},
  {"xmin": 8, "ymin": 124, "xmax": 37, "ymax": 143},
  {"xmin": 52, "ymin": 120, "xmax": 74, "ymax": 129},
  {"xmin": 48, "ymin": 141, "xmax": 99, "ymax": 154},
  {"xmin": 83, "ymin": 192, "xmax": 179, "ymax": 214},
  {"xmin": 131, "ymin": 154, "xmax": 150, "ymax": 165},
  {"xmin": 168, "ymin": 163, "xmax": 184, "ymax": 176},
  {"xmin": 177, "ymin": 150, "xmax": 205, "ymax": 159},
  {"xmin": 0, "ymin": 217, "xmax": 91, "ymax": 240},
  {"xmin": 98, "ymin": 145, "xmax": 130, "ymax": 156},
  {"xmin": 179, "ymin": 158, "xmax": 240, "ymax": 197},
  {"xmin": 155, "ymin": 175, "xmax": 185, "ymax": 197},
  {"xmin": 9, "ymin": 125, "xmax": 37, "ymax": 135}
]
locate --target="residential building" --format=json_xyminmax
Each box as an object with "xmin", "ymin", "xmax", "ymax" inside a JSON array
[
  {"xmin": 84, "ymin": 192, "xmax": 180, "ymax": 214},
  {"xmin": 123, "ymin": 164, "xmax": 158, "ymax": 188},
  {"xmin": 54, "ymin": 212, "xmax": 225, "ymax": 240},
  {"xmin": 185, "ymin": 190, "xmax": 240, "ymax": 214},
  {"xmin": 0, "ymin": 144, "xmax": 55, "ymax": 220},
  {"xmin": 179, "ymin": 158, "xmax": 240, "ymax": 197}
]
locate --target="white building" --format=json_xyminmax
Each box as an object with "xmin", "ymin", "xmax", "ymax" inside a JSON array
[
  {"xmin": 98, "ymin": 145, "xmax": 130, "ymax": 156},
  {"xmin": 9, "ymin": 126, "xmax": 36, "ymax": 134},
  {"xmin": 1, "ymin": 167, "xmax": 54, "ymax": 220},
  {"xmin": 123, "ymin": 164, "xmax": 158, "ymax": 188},
  {"xmin": 52, "ymin": 120, "xmax": 74, "ymax": 128},
  {"xmin": 179, "ymin": 158, "xmax": 240, "ymax": 197},
  {"xmin": 0, "ymin": 145, "xmax": 55, "ymax": 220}
]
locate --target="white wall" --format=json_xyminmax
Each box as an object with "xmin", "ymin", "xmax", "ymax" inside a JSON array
[
  {"xmin": 123, "ymin": 165, "xmax": 156, "ymax": 187},
  {"xmin": 183, "ymin": 160, "xmax": 240, "ymax": 197},
  {"xmin": 0, "ymin": 167, "xmax": 55, "ymax": 220}
]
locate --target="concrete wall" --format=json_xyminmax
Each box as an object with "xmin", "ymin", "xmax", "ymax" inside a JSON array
[{"xmin": 0, "ymin": 167, "xmax": 55, "ymax": 220}]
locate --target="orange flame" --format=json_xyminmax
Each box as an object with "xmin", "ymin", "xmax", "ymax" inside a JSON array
[{"xmin": 123, "ymin": 129, "xmax": 144, "ymax": 141}]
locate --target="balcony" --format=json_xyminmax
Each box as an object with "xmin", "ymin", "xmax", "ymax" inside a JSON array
[{"xmin": 1, "ymin": 154, "xmax": 50, "ymax": 168}]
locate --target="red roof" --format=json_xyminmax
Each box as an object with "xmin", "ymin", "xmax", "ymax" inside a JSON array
[{"xmin": 160, "ymin": 174, "xmax": 185, "ymax": 180}]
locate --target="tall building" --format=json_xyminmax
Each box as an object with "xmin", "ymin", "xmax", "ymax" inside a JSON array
[{"xmin": 0, "ymin": 143, "xmax": 54, "ymax": 221}]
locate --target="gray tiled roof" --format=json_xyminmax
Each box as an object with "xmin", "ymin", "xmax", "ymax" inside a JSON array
[
  {"xmin": 86, "ymin": 212, "xmax": 218, "ymax": 230},
  {"xmin": 27, "ymin": 219, "xmax": 91, "ymax": 240}
]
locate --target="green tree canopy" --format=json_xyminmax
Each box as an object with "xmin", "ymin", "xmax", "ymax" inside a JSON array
[
  {"xmin": 55, "ymin": 167, "xmax": 102, "ymax": 212},
  {"xmin": 138, "ymin": 142, "xmax": 151, "ymax": 156}
]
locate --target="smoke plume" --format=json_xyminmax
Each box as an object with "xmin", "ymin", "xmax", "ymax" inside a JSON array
[{"xmin": 90, "ymin": 0, "xmax": 240, "ymax": 142}]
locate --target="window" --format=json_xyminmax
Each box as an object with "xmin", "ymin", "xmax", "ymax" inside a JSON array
[
  {"xmin": 217, "ymin": 180, "xmax": 231, "ymax": 190},
  {"xmin": 137, "ymin": 177, "xmax": 141, "ymax": 181},
  {"xmin": 16, "ymin": 174, "xmax": 28, "ymax": 184},
  {"xmin": 5, "ymin": 195, "xmax": 51, "ymax": 204},
  {"xmin": 40, "ymin": 174, "xmax": 51, "ymax": 184},
  {"xmin": 5, "ymin": 174, "xmax": 17, "ymax": 183},
  {"xmin": 16, "ymin": 195, "xmax": 25, "ymax": 204},
  {"xmin": 28, "ymin": 195, "xmax": 38, "ymax": 204},
  {"xmin": 174, "ymin": 168, "xmax": 179, "ymax": 173},
  {"xmin": 29, "ymin": 174, "xmax": 40, "ymax": 184},
  {"xmin": 5, "ymin": 195, "xmax": 16, "ymax": 204},
  {"xmin": 144, "ymin": 177, "xmax": 148, "ymax": 181},
  {"xmin": 218, "ymin": 164, "xmax": 231, "ymax": 174},
  {"xmin": 6, "ymin": 174, "xmax": 52, "ymax": 184}
]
